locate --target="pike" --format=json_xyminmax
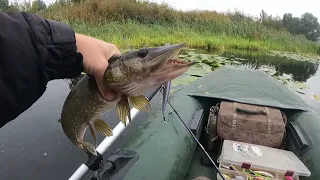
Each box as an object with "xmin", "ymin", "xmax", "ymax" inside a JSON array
[{"xmin": 59, "ymin": 43, "xmax": 195, "ymax": 157}]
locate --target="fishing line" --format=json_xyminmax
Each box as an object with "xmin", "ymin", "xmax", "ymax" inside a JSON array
[{"xmin": 165, "ymin": 99, "xmax": 226, "ymax": 180}]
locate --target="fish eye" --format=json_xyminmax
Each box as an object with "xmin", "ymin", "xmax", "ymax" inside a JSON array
[{"xmin": 137, "ymin": 49, "xmax": 148, "ymax": 58}]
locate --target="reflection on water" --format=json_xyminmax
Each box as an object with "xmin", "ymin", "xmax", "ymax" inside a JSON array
[
  {"xmin": 176, "ymin": 48, "xmax": 320, "ymax": 100},
  {"xmin": 188, "ymin": 48, "xmax": 319, "ymax": 83},
  {"xmin": 219, "ymin": 50, "xmax": 319, "ymax": 82}
]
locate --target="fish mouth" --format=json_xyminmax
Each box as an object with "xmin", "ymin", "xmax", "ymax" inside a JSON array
[
  {"xmin": 146, "ymin": 43, "xmax": 186, "ymax": 73},
  {"xmin": 150, "ymin": 59, "xmax": 196, "ymax": 84}
]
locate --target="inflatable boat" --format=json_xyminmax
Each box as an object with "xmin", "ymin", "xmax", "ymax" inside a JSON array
[{"xmin": 69, "ymin": 67, "xmax": 320, "ymax": 180}]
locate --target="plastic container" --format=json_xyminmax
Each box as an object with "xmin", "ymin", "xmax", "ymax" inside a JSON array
[{"xmin": 218, "ymin": 140, "xmax": 311, "ymax": 180}]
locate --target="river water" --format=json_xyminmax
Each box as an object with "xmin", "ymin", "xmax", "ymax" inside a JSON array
[
  {"xmin": 176, "ymin": 49, "xmax": 320, "ymax": 101},
  {"xmin": 0, "ymin": 50, "xmax": 319, "ymax": 180}
]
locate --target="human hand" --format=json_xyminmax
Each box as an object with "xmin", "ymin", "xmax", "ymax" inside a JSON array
[{"xmin": 75, "ymin": 33, "xmax": 121, "ymax": 102}]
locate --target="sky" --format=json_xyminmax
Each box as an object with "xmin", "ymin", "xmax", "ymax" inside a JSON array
[{"xmin": 10, "ymin": 0, "xmax": 320, "ymax": 20}]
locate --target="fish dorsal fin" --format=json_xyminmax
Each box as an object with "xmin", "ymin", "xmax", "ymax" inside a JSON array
[
  {"xmin": 116, "ymin": 96, "xmax": 131, "ymax": 126},
  {"xmin": 94, "ymin": 119, "xmax": 113, "ymax": 136},
  {"xmin": 129, "ymin": 95, "xmax": 150, "ymax": 111}
]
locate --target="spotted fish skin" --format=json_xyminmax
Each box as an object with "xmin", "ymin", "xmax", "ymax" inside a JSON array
[
  {"xmin": 104, "ymin": 43, "xmax": 191, "ymax": 96},
  {"xmin": 59, "ymin": 43, "xmax": 195, "ymax": 156},
  {"xmin": 103, "ymin": 43, "xmax": 196, "ymax": 126},
  {"xmin": 60, "ymin": 75, "xmax": 118, "ymax": 155}
]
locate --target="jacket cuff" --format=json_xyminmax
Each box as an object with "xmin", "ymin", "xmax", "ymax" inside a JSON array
[{"xmin": 45, "ymin": 20, "xmax": 84, "ymax": 80}]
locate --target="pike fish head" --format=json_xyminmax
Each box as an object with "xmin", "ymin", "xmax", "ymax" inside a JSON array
[{"xmin": 104, "ymin": 43, "xmax": 195, "ymax": 96}]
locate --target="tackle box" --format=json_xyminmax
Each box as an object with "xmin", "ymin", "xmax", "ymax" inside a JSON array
[{"xmin": 217, "ymin": 140, "xmax": 311, "ymax": 180}]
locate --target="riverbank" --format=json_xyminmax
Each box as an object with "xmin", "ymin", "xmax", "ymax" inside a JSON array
[
  {"xmin": 66, "ymin": 21, "xmax": 320, "ymax": 55},
  {"xmin": 10, "ymin": 0, "xmax": 320, "ymax": 55}
]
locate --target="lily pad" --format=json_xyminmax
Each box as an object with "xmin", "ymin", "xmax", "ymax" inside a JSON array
[
  {"xmin": 185, "ymin": 63, "xmax": 212, "ymax": 77},
  {"xmin": 171, "ymin": 75, "xmax": 199, "ymax": 89},
  {"xmin": 313, "ymin": 94, "xmax": 320, "ymax": 101},
  {"xmin": 259, "ymin": 65, "xmax": 277, "ymax": 75},
  {"xmin": 269, "ymin": 50, "xmax": 320, "ymax": 63},
  {"xmin": 174, "ymin": 48, "xmax": 318, "ymax": 99}
]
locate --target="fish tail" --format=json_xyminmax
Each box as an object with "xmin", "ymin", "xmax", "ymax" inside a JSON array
[{"xmin": 82, "ymin": 141, "xmax": 97, "ymax": 156}]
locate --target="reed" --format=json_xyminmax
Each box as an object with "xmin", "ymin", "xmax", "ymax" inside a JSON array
[{"xmin": 19, "ymin": 0, "xmax": 320, "ymax": 55}]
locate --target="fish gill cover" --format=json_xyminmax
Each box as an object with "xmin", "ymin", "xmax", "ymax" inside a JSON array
[{"xmin": 182, "ymin": 66, "xmax": 311, "ymax": 111}]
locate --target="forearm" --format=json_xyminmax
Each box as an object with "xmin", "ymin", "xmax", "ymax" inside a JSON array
[{"xmin": 0, "ymin": 12, "xmax": 83, "ymax": 127}]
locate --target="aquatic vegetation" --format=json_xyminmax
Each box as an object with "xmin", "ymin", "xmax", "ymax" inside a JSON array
[
  {"xmin": 273, "ymin": 75, "xmax": 310, "ymax": 95},
  {"xmin": 313, "ymin": 95, "xmax": 320, "ymax": 102},
  {"xmin": 60, "ymin": 21, "xmax": 319, "ymax": 55},
  {"xmin": 269, "ymin": 50, "xmax": 320, "ymax": 63},
  {"xmin": 171, "ymin": 49, "xmax": 320, "ymax": 102}
]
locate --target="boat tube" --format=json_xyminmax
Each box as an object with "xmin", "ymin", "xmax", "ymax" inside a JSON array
[{"xmin": 69, "ymin": 67, "xmax": 320, "ymax": 180}]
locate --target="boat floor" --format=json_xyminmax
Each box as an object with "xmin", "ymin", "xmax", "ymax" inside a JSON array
[{"xmin": 185, "ymin": 146, "xmax": 217, "ymax": 180}]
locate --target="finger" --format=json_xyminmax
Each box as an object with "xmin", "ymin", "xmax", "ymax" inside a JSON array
[
  {"xmin": 104, "ymin": 44, "xmax": 121, "ymax": 60},
  {"xmin": 96, "ymin": 77, "xmax": 121, "ymax": 102},
  {"xmin": 114, "ymin": 48, "xmax": 121, "ymax": 56}
]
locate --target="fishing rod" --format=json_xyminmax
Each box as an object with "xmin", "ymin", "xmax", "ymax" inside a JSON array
[{"xmin": 164, "ymin": 96, "xmax": 226, "ymax": 180}]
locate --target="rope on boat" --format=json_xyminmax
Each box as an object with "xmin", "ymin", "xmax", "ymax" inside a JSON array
[{"xmin": 165, "ymin": 97, "xmax": 226, "ymax": 180}]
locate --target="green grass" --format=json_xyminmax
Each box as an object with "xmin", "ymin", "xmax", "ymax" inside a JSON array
[
  {"xmin": 11, "ymin": 0, "xmax": 320, "ymax": 55},
  {"xmin": 67, "ymin": 21, "xmax": 320, "ymax": 55}
]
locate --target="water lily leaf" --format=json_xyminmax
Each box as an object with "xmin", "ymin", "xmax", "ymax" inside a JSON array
[
  {"xmin": 186, "ymin": 64, "xmax": 212, "ymax": 77},
  {"xmin": 171, "ymin": 75, "xmax": 199, "ymax": 87},
  {"xmin": 269, "ymin": 50, "xmax": 320, "ymax": 63},
  {"xmin": 290, "ymin": 82, "xmax": 309, "ymax": 90},
  {"xmin": 173, "ymin": 48, "xmax": 319, "ymax": 97},
  {"xmin": 178, "ymin": 55, "xmax": 188, "ymax": 58},
  {"xmin": 313, "ymin": 94, "xmax": 320, "ymax": 101}
]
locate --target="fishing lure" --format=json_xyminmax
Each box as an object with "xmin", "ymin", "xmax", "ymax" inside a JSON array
[{"xmin": 162, "ymin": 81, "xmax": 171, "ymax": 122}]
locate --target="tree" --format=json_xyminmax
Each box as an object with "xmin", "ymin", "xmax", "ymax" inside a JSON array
[
  {"xmin": 258, "ymin": 10, "xmax": 284, "ymax": 30},
  {"xmin": 0, "ymin": 0, "xmax": 9, "ymax": 11},
  {"xmin": 299, "ymin": 13, "xmax": 320, "ymax": 35},
  {"xmin": 57, "ymin": 0, "xmax": 71, "ymax": 5},
  {"xmin": 30, "ymin": 0, "xmax": 47, "ymax": 12},
  {"xmin": 282, "ymin": 13, "xmax": 293, "ymax": 32},
  {"xmin": 37, "ymin": 0, "xmax": 47, "ymax": 11},
  {"xmin": 291, "ymin": 17, "xmax": 303, "ymax": 35},
  {"xmin": 282, "ymin": 12, "xmax": 320, "ymax": 41},
  {"xmin": 259, "ymin": 10, "xmax": 268, "ymax": 24}
]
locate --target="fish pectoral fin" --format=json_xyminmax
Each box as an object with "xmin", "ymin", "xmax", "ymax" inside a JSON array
[
  {"xmin": 82, "ymin": 142, "xmax": 97, "ymax": 156},
  {"xmin": 58, "ymin": 119, "xmax": 61, "ymax": 123},
  {"xmin": 129, "ymin": 95, "xmax": 151, "ymax": 112},
  {"xmin": 116, "ymin": 96, "xmax": 131, "ymax": 126},
  {"xmin": 88, "ymin": 122, "xmax": 97, "ymax": 147},
  {"xmin": 94, "ymin": 119, "xmax": 113, "ymax": 136}
]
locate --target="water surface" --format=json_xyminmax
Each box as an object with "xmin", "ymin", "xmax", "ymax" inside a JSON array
[
  {"xmin": 174, "ymin": 49, "xmax": 320, "ymax": 102},
  {"xmin": 0, "ymin": 78, "xmax": 161, "ymax": 180},
  {"xmin": 0, "ymin": 49, "xmax": 319, "ymax": 180}
]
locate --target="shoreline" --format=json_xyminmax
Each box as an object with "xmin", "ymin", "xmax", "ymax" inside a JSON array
[{"xmin": 67, "ymin": 21, "xmax": 320, "ymax": 56}]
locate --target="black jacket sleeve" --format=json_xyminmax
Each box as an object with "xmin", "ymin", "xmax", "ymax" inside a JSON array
[{"xmin": 0, "ymin": 12, "xmax": 84, "ymax": 128}]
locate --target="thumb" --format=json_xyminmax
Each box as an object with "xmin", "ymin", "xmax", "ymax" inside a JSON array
[{"xmin": 95, "ymin": 76, "xmax": 121, "ymax": 102}]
